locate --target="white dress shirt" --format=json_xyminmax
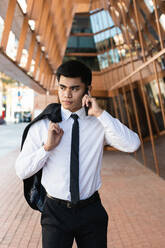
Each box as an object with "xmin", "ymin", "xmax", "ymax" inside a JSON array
[{"xmin": 15, "ymin": 107, "xmax": 140, "ymax": 201}]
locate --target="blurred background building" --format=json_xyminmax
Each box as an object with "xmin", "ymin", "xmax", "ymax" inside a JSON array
[{"xmin": 0, "ymin": 0, "xmax": 165, "ymax": 177}]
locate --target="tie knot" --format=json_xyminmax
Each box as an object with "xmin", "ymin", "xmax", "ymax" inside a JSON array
[{"xmin": 70, "ymin": 114, "xmax": 79, "ymax": 121}]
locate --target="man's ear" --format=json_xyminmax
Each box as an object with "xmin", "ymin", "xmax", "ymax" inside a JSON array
[
  {"xmin": 83, "ymin": 85, "xmax": 92, "ymax": 96},
  {"xmin": 88, "ymin": 86, "xmax": 92, "ymax": 95}
]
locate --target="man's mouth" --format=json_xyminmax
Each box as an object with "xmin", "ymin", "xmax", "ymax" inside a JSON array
[{"xmin": 63, "ymin": 101, "xmax": 72, "ymax": 104}]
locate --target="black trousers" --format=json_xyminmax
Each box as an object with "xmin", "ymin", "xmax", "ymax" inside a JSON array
[{"xmin": 41, "ymin": 193, "xmax": 108, "ymax": 248}]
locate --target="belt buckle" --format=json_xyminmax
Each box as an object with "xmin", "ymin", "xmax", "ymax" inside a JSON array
[{"xmin": 67, "ymin": 201, "xmax": 72, "ymax": 208}]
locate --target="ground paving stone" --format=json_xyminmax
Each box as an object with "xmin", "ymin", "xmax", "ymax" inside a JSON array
[{"xmin": 0, "ymin": 148, "xmax": 165, "ymax": 247}]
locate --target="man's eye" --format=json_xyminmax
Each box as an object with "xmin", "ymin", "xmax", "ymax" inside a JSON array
[
  {"xmin": 72, "ymin": 88, "xmax": 79, "ymax": 91},
  {"xmin": 60, "ymin": 86, "xmax": 65, "ymax": 90}
]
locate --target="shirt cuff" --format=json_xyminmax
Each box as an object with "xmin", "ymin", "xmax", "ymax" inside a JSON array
[{"xmin": 41, "ymin": 145, "xmax": 51, "ymax": 156}]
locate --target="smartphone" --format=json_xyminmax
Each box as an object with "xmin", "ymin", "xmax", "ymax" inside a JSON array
[{"xmin": 84, "ymin": 87, "xmax": 90, "ymax": 116}]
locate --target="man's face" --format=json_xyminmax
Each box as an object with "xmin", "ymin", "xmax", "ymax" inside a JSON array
[{"xmin": 58, "ymin": 75, "xmax": 86, "ymax": 112}]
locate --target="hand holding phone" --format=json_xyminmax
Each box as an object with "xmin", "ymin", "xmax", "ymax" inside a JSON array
[
  {"xmin": 82, "ymin": 90, "xmax": 103, "ymax": 117},
  {"xmin": 83, "ymin": 88, "xmax": 91, "ymax": 115}
]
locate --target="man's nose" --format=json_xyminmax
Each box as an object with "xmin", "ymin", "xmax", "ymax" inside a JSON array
[{"xmin": 64, "ymin": 89, "xmax": 72, "ymax": 98}]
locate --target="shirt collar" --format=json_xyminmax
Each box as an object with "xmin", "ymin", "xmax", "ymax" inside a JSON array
[{"xmin": 61, "ymin": 106, "xmax": 86, "ymax": 121}]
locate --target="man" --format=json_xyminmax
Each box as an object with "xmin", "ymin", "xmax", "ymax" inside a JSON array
[{"xmin": 15, "ymin": 60, "xmax": 140, "ymax": 248}]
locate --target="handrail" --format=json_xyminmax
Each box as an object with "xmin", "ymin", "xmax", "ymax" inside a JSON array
[{"xmin": 110, "ymin": 48, "xmax": 165, "ymax": 90}]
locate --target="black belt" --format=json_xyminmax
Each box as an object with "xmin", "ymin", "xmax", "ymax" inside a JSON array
[{"xmin": 47, "ymin": 191, "xmax": 100, "ymax": 208}]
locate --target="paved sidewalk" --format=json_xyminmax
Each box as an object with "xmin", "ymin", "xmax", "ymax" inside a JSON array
[
  {"xmin": 0, "ymin": 149, "xmax": 165, "ymax": 247},
  {"xmin": 0, "ymin": 123, "xmax": 27, "ymax": 158}
]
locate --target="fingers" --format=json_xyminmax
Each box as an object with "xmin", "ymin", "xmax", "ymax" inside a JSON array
[
  {"xmin": 49, "ymin": 122, "xmax": 63, "ymax": 134},
  {"xmin": 82, "ymin": 94, "xmax": 97, "ymax": 108},
  {"xmin": 82, "ymin": 94, "xmax": 92, "ymax": 107},
  {"xmin": 59, "ymin": 128, "xmax": 64, "ymax": 137}
]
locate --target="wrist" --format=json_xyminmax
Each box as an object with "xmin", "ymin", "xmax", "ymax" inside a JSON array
[
  {"xmin": 43, "ymin": 144, "xmax": 52, "ymax": 151},
  {"xmin": 94, "ymin": 108, "xmax": 103, "ymax": 117}
]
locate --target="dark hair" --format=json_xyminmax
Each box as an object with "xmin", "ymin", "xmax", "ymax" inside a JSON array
[{"xmin": 56, "ymin": 60, "xmax": 92, "ymax": 86}]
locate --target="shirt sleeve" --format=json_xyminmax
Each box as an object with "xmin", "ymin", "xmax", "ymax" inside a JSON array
[
  {"xmin": 15, "ymin": 121, "xmax": 50, "ymax": 180},
  {"xmin": 97, "ymin": 111, "xmax": 141, "ymax": 153}
]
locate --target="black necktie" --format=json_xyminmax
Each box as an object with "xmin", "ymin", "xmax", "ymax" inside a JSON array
[{"xmin": 70, "ymin": 114, "xmax": 80, "ymax": 203}]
